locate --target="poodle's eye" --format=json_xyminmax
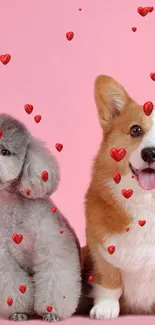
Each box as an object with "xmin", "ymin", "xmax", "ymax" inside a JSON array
[
  {"xmin": 1, "ymin": 149, "xmax": 11, "ymax": 156},
  {"xmin": 130, "ymin": 125, "xmax": 143, "ymax": 137}
]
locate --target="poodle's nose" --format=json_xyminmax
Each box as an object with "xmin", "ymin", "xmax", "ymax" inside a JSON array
[{"xmin": 141, "ymin": 147, "xmax": 155, "ymax": 163}]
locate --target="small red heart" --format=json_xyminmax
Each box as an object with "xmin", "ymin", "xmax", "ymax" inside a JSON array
[
  {"xmin": 66, "ymin": 31, "xmax": 74, "ymax": 41},
  {"xmin": 55, "ymin": 143, "xmax": 63, "ymax": 152},
  {"xmin": 60, "ymin": 230, "xmax": 64, "ymax": 234},
  {"xmin": 42, "ymin": 171, "xmax": 48, "ymax": 182},
  {"xmin": 138, "ymin": 220, "xmax": 146, "ymax": 227},
  {"xmin": 132, "ymin": 27, "xmax": 137, "ymax": 32},
  {"xmin": 78, "ymin": 8, "xmax": 82, "ymax": 11},
  {"xmin": 26, "ymin": 189, "xmax": 30, "ymax": 196},
  {"xmin": 12, "ymin": 233, "xmax": 23, "ymax": 244},
  {"xmin": 88, "ymin": 275, "xmax": 94, "ymax": 282},
  {"xmin": 34, "ymin": 115, "xmax": 42, "ymax": 123},
  {"xmin": 121, "ymin": 189, "xmax": 133, "ymax": 199},
  {"xmin": 125, "ymin": 227, "xmax": 130, "ymax": 232},
  {"xmin": 108, "ymin": 245, "xmax": 115, "ymax": 255},
  {"xmin": 24, "ymin": 104, "xmax": 33, "ymax": 115},
  {"xmin": 51, "ymin": 207, "xmax": 57, "ymax": 213},
  {"xmin": 131, "ymin": 175, "xmax": 135, "ymax": 179},
  {"xmin": 113, "ymin": 172, "xmax": 121, "ymax": 184},
  {"xmin": 0, "ymin": 54, "xmax": 11, "ymax": 65},
  {"xmin": 46, "ymin": 305, "xmax": 53, "ymax": 312},
  {"xmin": 0, "ymin": 130, "xmax": 3, "ymax": 137},
  {"xmin": 137, "ymin": 7, "xmax": 149, "ymax": 16},
  {"xmin": 150, "ymin": 73, "xmax": 155, "ymax": 81},
  {"xmin": 147, "ymin": 6, "xmax": 154, "ymax": 12},
  {"xmin": 143, "ymin": 101, "xmax": 153, "ymax": 116},
  {"xmin": 63, "ymin": 296, "xmax": 66, "ymax": 299},
  {"xmin": 110, "ymin": 148, "xmax": 126, "ymax": 162},
  {"xmin": 7, "ymin": 298, "xmax": 13, "ymax": 306},
  {"xmin": 19, "ymin": 285, "xmax": 26, "ymax": 294}
]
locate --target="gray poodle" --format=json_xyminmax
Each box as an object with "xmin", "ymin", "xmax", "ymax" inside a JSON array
[{"xmin": 0, "ymin": 114, "xmax": 81, "ymax": 322}]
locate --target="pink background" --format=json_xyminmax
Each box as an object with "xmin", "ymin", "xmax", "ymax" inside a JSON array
[{"xmin": 0, "ymin": 0, "xmax": 155, "ymax": 323}]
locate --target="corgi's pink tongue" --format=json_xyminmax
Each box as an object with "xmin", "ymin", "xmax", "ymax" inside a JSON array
[{"xmin": 138, "ymin": 171, "xmax": 155, "ymax": 190}]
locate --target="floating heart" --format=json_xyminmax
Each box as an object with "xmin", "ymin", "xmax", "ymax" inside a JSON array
[
  {"xmin": 0, "ymin": 130, "xmax": 3, "ymax": 137},
  {"xmin": 121, "ymin": 189, "xmax": 133, "ymax": 199},
  {"xmin": 34, "ymin": 115, "xmax": 42, "ymax": 123},
  {"xmin": 143, "ymin": 101, "xmax": 153, "ymax": 116},
  {"xmin": 24, "ymin": 104, "xmax": 33, "ymax": 114},
  {"xmin": 110, "ymin": 148, "xmax": 126, "ymax": 162},
  {"xmin": 107, "ymin": 245, "xmax": 115, "ymax": 255},
  {"xmin": 51, "ymin": 207, "xmax": 57, "ymax": 213},
  {"xmin": 113, "ymin": 172, "xmax": 121, "ymax": 184},
  {"xmin": 138, "ymin": 220, "xmax": 146, "ymax": 227},
  {"xmin": 26, "ymin": 189, "xmax": 30, "ymax": 196},
  {"xmin": 60, "ymin": 230, "xmax": 64, "ymax": 234},
  {"xmin": 88, "ymin": 275, "xmax": 94, "ymax": 282},
  {"xmin": 132, "ymin": 27, "xmax": 137, "ymax": 32},
  {"xmin": 55, "ymin": 143, "xmax": 63, "ymax": 152},
  {"xmin": 125, "ymin": 227, "xmax": 130, "ymax": 232},
  {"xmin": 150, "ymin": 73, "xmax": 155, "ymax": 81},
  {"xmin": 79, "ymin": 8, "xmax": 82, "ymax": 11},
  {"xmin": 42, "ymin": 171, "xmax": 48, "ymax": 182},
  {"xmin": 46, "ymin": 305, "xmax": 53, "ymax": 312},
  {"xmin": 0, "ymin": 54, "xmax": 11, "ymax": 65},
  {"xmin": 63, "ymin": 296, "xmax": 66, "ymax": 299},
  {"xmin": 12, "ymin": 233, "xmax": 23, "ymax": 244},
  {"xmin": 7, "ymin": 298, "xmax": 13, "ymax": 306},
  {"xmin": 147, "ymin": 6, "xmax": 154, "ymax": 12},
  {"xmin": 66, "ymin": 31, "xmax": 74, "ymax": 41},
  {"xmin": 19, "ymin": 285, "xmax": 26, "ymax": 294},
  {"xmin": 137, "ymin": 7, "xmax": 149, "ymax": 16}
]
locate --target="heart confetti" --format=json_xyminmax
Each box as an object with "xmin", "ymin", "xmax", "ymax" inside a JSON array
[
  {"xmin": 42, "ymin": 171, "xmax": 48, "ymax": 182},
  {"xmin": 7, "ymin": 298, "xmax": 13, "ymax": 306},
  {"xmin": 132, "ymin": 27, "xmax": 137, "ymax": 32},
  {"xmin": 0, "ymin": 54, "xmax": 11, "ymax": 65},
  {"xmin": 0, "ymin": 130, "xmax": 3, "ymax": 137},
  {"xmin": 150, "ymin": 73, "xmax": 155, "ymax": 81},
  {"xmin": 113, "ymin": 172, "xmax": 121, "ymax": 184},
  {"xmin": 66, "ymin": 31, "xmax": 74, "ymax": 41},
  {"xmin": 26, "ymin": 189, "xmax": 30, "ymax": 196},
  {"xmin": 12, "ymin": 233, "xmax": 23, "ymax": 244},
  {"xmin": 60, "ymin": 230, "xmax": 64, "ymax": 234},
  {"xmin": 24, "ymin": 104, "xmax": 34, "ymax": 115},
  {"xmin": 51, "ymin": 207, "xmax": 57, "ymax": 213},
  {"xmin": 34, "ymin": 115, "xmax": 42, "ymax": 123},
  {"xmin": 148, "ymin": 6, "xmax": 154, "ymax": 12},
  {"xmin": 143, "ymin": 101, "xmax": 153, "ymax": 116},
  {"xmin": 121, "ymin": 189, "xmax": 133, "ymax": 199},
  {"xmin": 46, "ymin": 305, "xmax": 53, "ymax": 312},
  {"xmin": 55, "ymin": 143, "xmax": 63, "ymax": 152},
  {"xmin": 78, "ymin": 8, "xmax": 82, "ymax": 11},
  {"xmin": 138, "ymin": 220, "xmax": 146, "ymax": 227},
  {"xmin": 88, "ymin": 275, "xmax": 94, "ymax": 283},
  {"xmin": 137, "ymin": 6, "xmax": 149, "ymax": 16},
  {"xmin": 110, "ymin": 148, "xmax": 126, "ymax": 162},
  {"xmin": 107, "ymin": 245, "xmax": 115, "ymax": 255},
  {"xmin": 125, "ymin": 227, "xmax": 130, "ymax": 232},
  {"xmin": 19, "ymin": 285, "xmax": 26, "ymax": 294}
]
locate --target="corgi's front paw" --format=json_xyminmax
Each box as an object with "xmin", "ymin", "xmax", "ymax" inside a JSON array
[{"xmin": 90, "ymin": 299, "xmax": 120, "ymax": 320}]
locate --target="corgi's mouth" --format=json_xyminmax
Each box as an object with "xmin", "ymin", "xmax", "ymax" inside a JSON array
[{"xmin": 129, "ymin": 163, "xmax": 155, "ymax": 190}]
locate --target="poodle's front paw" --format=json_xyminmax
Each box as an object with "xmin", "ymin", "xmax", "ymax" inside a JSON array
[
  {"xmin": 90, "ymin": 299, "xmax": 120, "ymax": 320},
  {"xmin": 43, "ymin": 313, "xmax": 60, "ymax": 322},
  {"xmin": 10, "ymin": 313, "xmax": 28, "ymax": 321}
]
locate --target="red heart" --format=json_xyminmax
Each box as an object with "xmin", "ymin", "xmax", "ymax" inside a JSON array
[
  {"xmin": 0, "ymin": 130, "xmax": 3, "ymax": 137},
  {"xmin": 12, "ymin": 233, "xmax": 23, "ymax": 244},
  {"xmin": 132, "ymin": 27, "xmax": 137, "ymax": 32},
  {"xmin": 66, "ymin": 31, "xmax": 74, "ymax": 41},
  {"xmin": 138, "ymin": 220, "xmax": 146, "ymax": 227},
  {"xmin": 0, "ymin": 54, "xmax": 11, "ymax": 65},
  {"xmin": 34, "ymin": 115, "xmax": 42, "ymax": 123},
  {"xmin": 147, "ymin": 6, "xmax": 154, "ymax": 12},
  {"xmin": 42, "ymin": 171, "xmax": 48, "ymax": 182},
  {"xmin": 19, "ymin": 285, "xmax": 26, "ymax": 294},
  {"xmin": 88, "ymin": 275, "xmax": 94, "ymax": 282},
  {"xmin": 24, "ymin": 104, "xmax": 33, "ymax": 114},
  {"xmin": 60, "ymin": 230, "xmax": 64, "ymax": 234},
  {"xmin": 63, "ymin": 296, "xmax": 66, "ymax": 299},
  {"xmin": 150, "ymin": 73, "xmax": 155, "ymax": 81},
  {"xmin": 55, "ymin": 143, "xmax": 63, "ymax": 152},
  {"xmin": 51, "ymin": 207, "xmax": 57, "ymax": 213},
  {"xmin": 26, "ymin": 189, "xmax": 30, "ymax": 196},
  {"xmin": 143, "ymin": 101, "xmax": 153, "ymax": 116},
  {"xmin": 46, "ymin": 305, "xmax": 53, "ymax": 312},
  {"xmin": 107, "ymin": 245, "xmax": 115, "ymax": 255},
  {"xmin": 121, "ymin": 189, "xmax": 133, "ymax": 199},
  {"xmin": 137, "ymin": 7, "xmax": 149, "ymax": 16},
  {"xmin": 110, "ymin": 148, "xmax": 126, "ymax": 162},
  {"xmin": 7, "ymin": 298, "xmax": 13, "ymax": 306},
  {"xmin": 113, "ymin": 172, "xmax": 121, "ymax": 184},
  {"xmin": 125, "ymin": 227, "xmax": 130, "ymax": 232},
  {"xmin": 78, "ymin": 8, "xmax": 82, "ymax": 11}
]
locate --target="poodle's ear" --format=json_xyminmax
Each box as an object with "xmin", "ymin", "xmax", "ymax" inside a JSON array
[{"xmin": 18, "ymin": 139, "xmax": 60, "ymax": 198}]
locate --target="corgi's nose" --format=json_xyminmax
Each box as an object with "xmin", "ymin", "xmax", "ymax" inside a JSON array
[{"xmin": 141, "ymin": 147, "xmax": 155, "ymax": 163}]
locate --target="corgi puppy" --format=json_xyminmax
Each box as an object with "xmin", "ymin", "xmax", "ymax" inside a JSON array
[{"xmin": 85, "ymin": 75, "xmax": 155, "ymax": 319}]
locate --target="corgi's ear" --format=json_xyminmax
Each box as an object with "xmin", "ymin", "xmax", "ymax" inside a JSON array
[{"xmin": 94, "ymin": 75, "xmax": 131, "ymax": 128}]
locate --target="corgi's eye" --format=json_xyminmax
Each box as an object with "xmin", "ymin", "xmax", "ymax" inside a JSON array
[{"xmin": 130, "ymin": 125, "xmax": 143, "ymax": 137}]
